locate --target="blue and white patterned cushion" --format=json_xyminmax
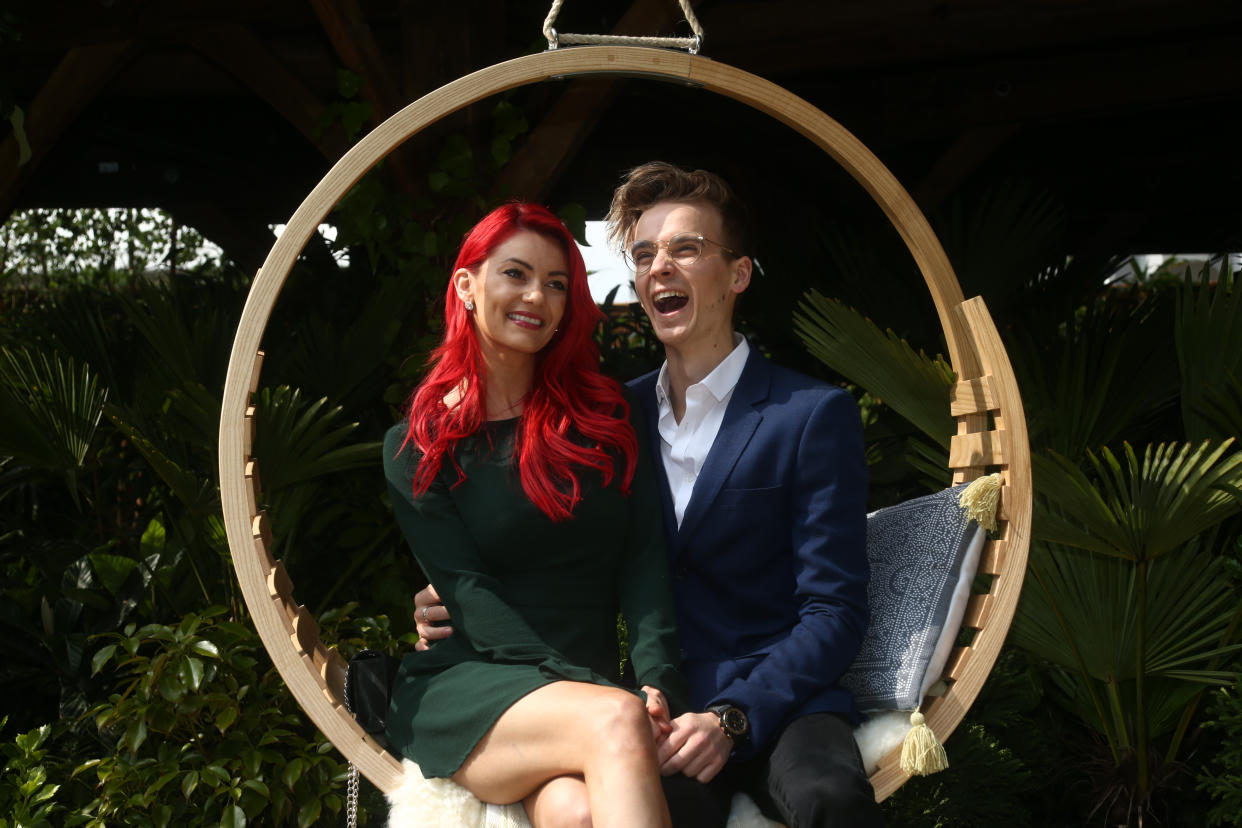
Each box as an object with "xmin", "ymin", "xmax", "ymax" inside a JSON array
[{"xmin": 840, "ymin": 485, "xmax": 985, "ymax": 712}]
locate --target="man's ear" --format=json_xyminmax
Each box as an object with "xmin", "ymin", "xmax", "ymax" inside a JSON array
[
  {"xmin": 453, "ymin": 268, "xmax": 474, "ymax": 302},
  {"xmin": 730, "ymin": 256, "xmax": 753, "ymax": 295}
]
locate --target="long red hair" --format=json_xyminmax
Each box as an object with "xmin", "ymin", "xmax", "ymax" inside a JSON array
[{"xmin": 404, "ymin": 203, "xmax": 637, "ymax": 521}]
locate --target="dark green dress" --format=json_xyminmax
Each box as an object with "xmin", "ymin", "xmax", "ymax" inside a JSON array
[{"xmin": 382, "ymin": 413, "xmax": 686, "ymax": 778}]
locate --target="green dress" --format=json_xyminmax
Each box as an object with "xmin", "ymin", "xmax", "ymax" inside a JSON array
[{"xmin": 382, "ymin": 413, "xmax": 687, "ymax": 778}]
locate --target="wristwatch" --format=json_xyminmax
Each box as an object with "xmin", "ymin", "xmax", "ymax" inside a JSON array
[{"xmin": 707, "ymin": 704, "xmax": 750, "ymax": 744}]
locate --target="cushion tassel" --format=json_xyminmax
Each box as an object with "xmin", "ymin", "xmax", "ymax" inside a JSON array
[
  {"xmin": 957, "ymin": 472, "xmax": 1002, "ymax": 532},
  {"xmin": 900, "ymin": 709, "xmax": 949, "ymax": 776}
]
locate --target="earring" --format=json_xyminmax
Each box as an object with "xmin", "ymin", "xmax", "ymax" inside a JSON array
[{"xmin": 464, "ymin": 299, "xmax": 474, "ymax": 311}]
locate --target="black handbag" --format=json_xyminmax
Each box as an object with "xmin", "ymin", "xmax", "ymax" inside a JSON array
[{"xmin": 343, "ymin": 649, "xmax": 401, "ymax": 744}]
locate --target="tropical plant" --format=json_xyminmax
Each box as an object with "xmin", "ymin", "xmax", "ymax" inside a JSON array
[
  {"xmin": 1198, "ymin": 679, "xmax": 1242, "ymax": 826},
  {"xmin": 0, "ymin": 718, "xmax": 64, "ymax": 828},
  {"xmin": 1177, "ymin": 264, "xmax": 1242, "ymax": 443}
]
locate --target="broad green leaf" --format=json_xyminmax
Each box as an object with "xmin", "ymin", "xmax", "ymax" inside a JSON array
[
  {"xmin": 180, "ymin": 656, "xmax": 204, "ymax": 692},
  {"xmin": 190, "ymin": 640, "xmax": 220, "ymax": 659},
  {"xmin": 296, "ymin": 798, "xmax": 321, "ymax": 828},
  {"xmin": 281, "ymin": 757, "xmax": 305, "ymax": 789},
  {"xmin": 87, "ymin": 552, "xmax": 139, "ymax": 596},
  {"xmin": 220, "ymin": 803, "xmax": 246, "ymax": 828},
  {"xmin": 181, "ymin": 770, "xmax": 198, "ymax": 799},
  {"xmin": 91, "ymin": 644, "xmax": 117, "ymax": 676},
  {"xmin": 215, "ymin": 705, "xmax": 239, "ymax": 733}
]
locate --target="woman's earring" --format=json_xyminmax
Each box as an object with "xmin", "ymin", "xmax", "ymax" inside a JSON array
[{"xmin": 464, "ymin": 299, "xmax": 475, "ymax": 311}]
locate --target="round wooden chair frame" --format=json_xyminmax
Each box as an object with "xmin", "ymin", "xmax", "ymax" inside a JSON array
[{"xmin": 217, "ymin": 46, "xmax": 1032, "ymax": 802}]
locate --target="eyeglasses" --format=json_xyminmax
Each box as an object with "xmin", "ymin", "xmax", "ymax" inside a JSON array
[{"xmin": 624, "ymin": 232, "xmax": 737, "ymax": 274}]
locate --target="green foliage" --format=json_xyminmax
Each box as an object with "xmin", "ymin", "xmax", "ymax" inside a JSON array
[
  {"xmin": 1177, "ymin": 264, "xmax": 1242, "ymax": 443},
  {"xmin": 1198, "ymin": 681, "xmax": 1242, "ymax": 826},
  {"xmin": 0, "ymin": 719, "xmax": 64, "ymax": 828},
  {"xmin": 882, "ymin": 651, "xmax": 1061, "ymax": 827},
  {"xmin": 73, "ymin": 609, "xmax": 348, "ymax": 827},
  {"xmin": 0, "ymin": 208, "xmax": 221, "ymax": 289},
  {"xmin": 0, "ymin": 347, "xmax": 108, "ymax": 496},
  {"xmin": 1007, "ymin": 288, "xmax": 1180, "ymax": 457},
  {"xmin": 793, "ymin": 290, "xmax": 955, "ymax": 449},
  {"xmin": 1033, "ymin": 441, "xmax": 1242, "ymax": 563},
  {"xmin": 596, "ymin": 284, "xmax": 663, "ymax": 382}
]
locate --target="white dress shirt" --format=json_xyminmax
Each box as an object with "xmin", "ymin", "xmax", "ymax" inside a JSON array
[{"xmin": 655, "ymin": 334, "xmax": 750, "ymax": 527}]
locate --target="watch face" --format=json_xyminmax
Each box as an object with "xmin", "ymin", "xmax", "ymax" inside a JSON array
[{"xmin": 721, "ymin": 708, "xmax": 748, "ymax": 736}]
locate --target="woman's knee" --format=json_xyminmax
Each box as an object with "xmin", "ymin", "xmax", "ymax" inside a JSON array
[
  {"xmin": 527, "ymin": 777, "xmax": 593, "ymax": 828},
  {"xmin": 585, "ymin": 690, "xmax": 653, "ymax": 756}
]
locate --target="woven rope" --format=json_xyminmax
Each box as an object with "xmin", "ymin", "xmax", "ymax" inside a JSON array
[{"xmin": 543, "ymin": 0, "xmax": 705, "ymax": 53}]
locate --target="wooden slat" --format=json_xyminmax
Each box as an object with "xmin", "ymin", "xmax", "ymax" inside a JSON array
[
  {"xmin": 243, "ymin": 406, "xmax": 257, "ymax": 458},
  {"xmin": 949, "ymin": 429, "xmax": 1009, "ymax": 468},
  {"xmin": 323, "ymin": 647, "xmax": 348, "ymax": 701},
  {"xmin": 249, "ymin": 350, "xmax": 265, "ymax": 395},
  {"xmin": 979, "ymin": 540, "xmax": 1007, "ymax": 575},
  {"xmin": 267, "ymin": 559, "xmax": 294, "ymax": 606},
  {"xmin": 962, "ymin": 594, "xmax": 992, "ymax": 630},
  {"xmin": 944, "ymin": 646, "xmax": 973, "ymax": 681},
  {"xmin": 244, "ymin": 459, "xmax": 260, "ymax": 516},
  {"xmin": 291, "ymin": 605, "xmax": 322, "ymax": 657},
  {"xmin": 950, "ymin": 375, "xmax": 999, "ymax": 415},
  {"xmin": 251, "ymin": 511, "xmax": 273, "ymax": 550}
]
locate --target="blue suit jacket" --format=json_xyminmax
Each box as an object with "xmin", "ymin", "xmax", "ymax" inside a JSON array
[{"xmin": 628, "ymin": 348, "xmax": 869, "ymax": 759}]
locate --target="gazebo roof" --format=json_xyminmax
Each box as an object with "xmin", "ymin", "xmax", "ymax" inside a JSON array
[{"xmin": 3, "ymin": 0, "xmax": 1240, "ymax": 273}]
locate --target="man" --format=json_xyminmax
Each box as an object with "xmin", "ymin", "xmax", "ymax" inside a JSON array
[{"xmin": 417, "ymin": 162, "xmax": 881, "ymax": 827}]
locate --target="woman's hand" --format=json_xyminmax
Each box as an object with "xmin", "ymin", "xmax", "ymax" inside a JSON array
[
  {"xmin": 414, "ymin": 583, "xmax": 453, "ymax": 651},
  {"xmin": 641, "ymin": 685, "xmax": 674, "ymax": 745}
]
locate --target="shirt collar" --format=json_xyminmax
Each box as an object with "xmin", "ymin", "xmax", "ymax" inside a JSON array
[{"xmin": 655, "ymin": 333, "xmax": 750, "ymax": 407}]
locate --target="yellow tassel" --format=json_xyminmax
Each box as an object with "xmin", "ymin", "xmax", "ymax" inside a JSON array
[
  {"xmin": 958, "ymin": 472, "xmax": 1002, "ymax": 532},
  {"xmin": 900, "ymin": 709, "xmax": 949, "ymax": 776}
]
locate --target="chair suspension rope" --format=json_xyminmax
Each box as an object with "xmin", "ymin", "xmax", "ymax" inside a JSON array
[{"xmin": 542, "ymin": 0, "xmax": 705, "ymax": 53}]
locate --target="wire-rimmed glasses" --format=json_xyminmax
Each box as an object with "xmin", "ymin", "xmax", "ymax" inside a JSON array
[{"xmin": 623, "ymin": 232, "xmax": 736, "ymax": 274}]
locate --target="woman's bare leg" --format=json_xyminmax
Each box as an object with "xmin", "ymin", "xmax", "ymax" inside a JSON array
[
  {"xmin": 452, "ymin": 682, "xmax": 670, "ymax": 828},
  {"xmin": 524, "ymin": 776, "xmax": 591, "ymax": 828}
]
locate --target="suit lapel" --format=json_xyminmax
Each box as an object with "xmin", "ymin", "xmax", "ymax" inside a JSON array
[{"xmin": 676, "ymin": 351, "xmax": 772, "ymax": 543}]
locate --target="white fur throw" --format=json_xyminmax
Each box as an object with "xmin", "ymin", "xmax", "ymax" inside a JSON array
[{"xmin": 385, "ymin": 717, "xmax": 908, "ymax": 827}]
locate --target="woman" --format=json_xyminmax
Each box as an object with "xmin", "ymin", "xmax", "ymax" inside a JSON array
[{"xmin": 383, "ymin": 202, "xmax": 686, "ymax": 827}]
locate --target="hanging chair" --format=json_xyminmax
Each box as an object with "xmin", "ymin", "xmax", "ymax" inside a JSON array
[{"xmin": 217, "ymin": 16, "xmax": 1032, "ymax": 808}]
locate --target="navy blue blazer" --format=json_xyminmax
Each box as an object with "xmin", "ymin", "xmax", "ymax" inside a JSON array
[{"xmin": 628, "ymin": 348, "xmax": 869, "ymax": 759}]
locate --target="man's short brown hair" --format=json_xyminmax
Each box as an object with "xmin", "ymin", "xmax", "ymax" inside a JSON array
[{"xmin": 605, "ymin": 161, "xmax": 752, "ymax": 258}]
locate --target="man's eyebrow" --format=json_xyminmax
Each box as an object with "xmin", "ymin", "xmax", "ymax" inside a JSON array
[{"xmin": 501, "ymin": 257, "xmax": 568, "ymax": 277}]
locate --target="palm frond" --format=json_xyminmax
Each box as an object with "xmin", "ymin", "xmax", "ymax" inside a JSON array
[
  {"xmin": 1194, "ymin": 372, "xmax": 1242, "ymax": 442},
  {"xmin": 252, "ymin": 386, "xmax": 381, "ymax": 492},
  {"xmin": 1176, "ymin": 262, "xmax": 1242, "ymax": 442},
  {"xmin": 1033, "ymin": 441, "xmax": 1242, "ymax": 561},
  {"xmin": 1013, "ymin": 540, "xmax": 1241, "ymax": 741},
  {"xmin": 1005, "ymin": 288, "xmax": 1179, "ymax": 457},
  {"xmin": 794, "ymin": 290, "xmax": 955, "ymax": 448},
  {"xmin": 0, "ymin": 347, "xmax": 108, "ymax": 490}
]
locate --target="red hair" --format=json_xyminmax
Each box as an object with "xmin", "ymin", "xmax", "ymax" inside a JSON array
[{"xmin": 404, "ymin": 203, "xmax": 637, "ymax": 521}]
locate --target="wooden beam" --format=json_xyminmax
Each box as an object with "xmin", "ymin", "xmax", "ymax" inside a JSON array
[
  {"xmin": 913, "ymin": 124, "xmax": 1018, "ymax": 209},
  {"xmin": 181, "ymin": 23, "xmax": 348, "ymax": 161},
  {"xmin": 0, "ymin": 41, "xmax": 136, "ymax": 218},
  {"xmin": 308, "ymin": 0, "xmax": 402, "ymax": 125},
  {"xmin": 308, "ymin": 0, "xmax": 418, "ymax": 194},
  {"xmin": 490, "ymin": 0, "xmax": 696, "ymax": 202}
]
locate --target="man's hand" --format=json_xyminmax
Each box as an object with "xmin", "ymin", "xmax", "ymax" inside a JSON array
[
  {"xmin": 413, "ymin": 583, "xmax": 453, "ymax": 651},
  {"xmin": 641, "ymin": 685, "xmax": 674, "ymax": 746},
  {"xmin": 657, "ymin": 712, "xmax": 732, "ymax": 783}
]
